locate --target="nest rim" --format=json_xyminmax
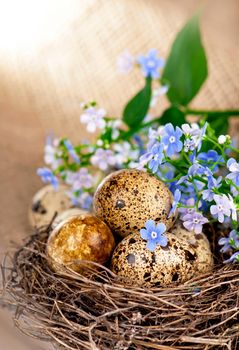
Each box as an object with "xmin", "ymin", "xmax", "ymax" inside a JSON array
[{"xmin": 1, "ymin": 225, "xmax": 239, "ymax": 350}]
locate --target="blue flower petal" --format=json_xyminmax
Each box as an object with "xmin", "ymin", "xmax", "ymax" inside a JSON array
[
  {"xmin": 146, "ymin": 240, "xmax": 157, "ymax": 252},
  {"xmin": 158, "ymin": 235, "xmax": 168, "ymax": 247},
  {"xmin": 140, "ymin": 228, "xmax": 149, "ymax": 240},
  {"xmin": 156, "ymin": 222, "xmax": 166, "ymax": 235},
  {"xmin": 145, "ymin": 219, "xmax": 155, "ymax": 231}
]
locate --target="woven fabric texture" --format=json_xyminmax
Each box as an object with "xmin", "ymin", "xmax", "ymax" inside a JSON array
[{"xmin": 0, "ymin": 1, "xmax": 238, "ymax": 348}]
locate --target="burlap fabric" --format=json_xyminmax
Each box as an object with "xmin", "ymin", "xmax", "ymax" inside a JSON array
[{"xmin": 0, "ymin": 0, "xmax": 239, "ymax": 348}]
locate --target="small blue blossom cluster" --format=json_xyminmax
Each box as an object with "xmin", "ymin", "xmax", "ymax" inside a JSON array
[
  {"xmin": 37, "ymin": 103, "xmax": 140, "ymax": 210},
  {"xmin": 117, "ymin": 49, "xmax": 168, "ymax": 108},
  {"xmin": 138, "ymin": 121, "xmax": 239, "ymax": 262},
  {"xmin": 37, "ymin": 48, "xmax": 239, "ymax": 265}
]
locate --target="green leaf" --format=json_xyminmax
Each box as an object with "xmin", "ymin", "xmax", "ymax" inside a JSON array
[
  {"xmin": 207, "ymin": 114, "xmax": 229, "ymax": 136},
  {"xmin": 160, "ymin": 106, "xmax": 186, "ymax": 126},
  {"xmin": 162, "ymin": 15, "xmax": 208, "ymax": 106},
  {"xmin": 123, "ymin": 77, "xmax": 152, "ymax": 128}
]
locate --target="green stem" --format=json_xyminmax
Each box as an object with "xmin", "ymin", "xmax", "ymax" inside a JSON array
[{"xmin": 183, "ymin": 108, "xmax": 239, "ymax": 117}]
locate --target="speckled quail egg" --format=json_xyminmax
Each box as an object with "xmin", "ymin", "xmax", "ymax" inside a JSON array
[
  {"xmin": 93, "ymin": 169, "xmax": 177, "ymax": 238},
  {"xmin": 52, "ymin": 208, "xmax": 88, "ymax": 229},
  {"xmin": 110, "ymin": 232, "xmax": 198, "ymax": 287},
  {"xmin": 171, "ymin": 221, "xmax": 213, "ymax": 273},
  {"xmin": 47, "ymin": 214, "xmax": 115, "ymax": 273},
  {"xmin": 29, "ymin": 185, "xmax": 73, "ymax": 228}
]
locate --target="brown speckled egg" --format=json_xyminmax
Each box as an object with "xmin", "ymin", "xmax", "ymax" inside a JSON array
[
  {"xmin": 46, "ymin": 214, "xmax": 115, "ymax": 273},
  {"xmin": 29, "ymin": 185, "xmax": 72, "ymax": 228},
  {"xmin": 171, "ymin": 221, "xmax": 213, "ymax": 273},
  {"xmin": 110, "ymin": 232, "xmax": 197, "ymax": 287},
  {"xmin": 93, "ymin": 169, "xmax": 176, "ymax": 238},
  {"xmin": 52, "ymin": 208, "xmax": 88, "ymax": 229}
]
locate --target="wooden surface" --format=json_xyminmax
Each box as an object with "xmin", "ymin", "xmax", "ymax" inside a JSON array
[{"xmin": 0, "ymin": 0, "xmax": 239, "ymax": 348}]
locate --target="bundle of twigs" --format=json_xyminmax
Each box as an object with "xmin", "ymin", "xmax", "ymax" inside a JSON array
[{"xmin": 1, "ymin": 225, "xmax": 239, "ymax": 350}]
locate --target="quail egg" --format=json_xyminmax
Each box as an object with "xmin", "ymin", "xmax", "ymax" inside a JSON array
[
  {"xmin": 93, "ymin": 169, "xmax": 176, "ymax": 238},
  {"xmin": 29, "ymin": 185, "xmax": 72, "ymax": 228},
  {"xmin": 47, "ymin": 214, "xmax": 115, "ymax": 273},
  {"xmin": 171, "ymin": 221, "xmax": 213, "ymax": 273},
  {"xmin": 111, "ymin": 232, "xmax": 198, "ymax": 287}
]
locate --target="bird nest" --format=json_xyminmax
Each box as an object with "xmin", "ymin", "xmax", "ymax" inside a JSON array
[{"xmin": 1, "ymin": 224, "xmax": 239, "ymax": 350}]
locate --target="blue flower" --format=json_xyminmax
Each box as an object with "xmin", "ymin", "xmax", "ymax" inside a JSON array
[
  {"xmin": 67, "ymin": 190, "xmax": 93, "ymax": 210},
  {"xmin": 198, "ymin": 150, "xmax": 223, "ymax": 172},
  {"xmin": 210, "ymin": 194, "xmax": 232, "ymax": 223},
  {"xmin": 140, "ymin": 220, "xmax": 167, "ymax": 252},
  {"xmin": 184, "ymin": 138, "xmax": 197, "ymax": 152},
  {"xmin": 139, "ymin": 142, "xmax": 164, "ymax": 173},
  {"xmin": 91, "ymin": 148, "xmax": 116, "ymax": 171},
  {"xmin": 137, "ymin": 49, "xmax": 164, "ymax": 79},
  {"xmin": 148, "ymin": 143, "xmax": 164, "ymax": 173},
  {"xmin": 182, "ymin": 211, "xmax": 208, "ymax": 234},
  {"xmin": 181, "ymin": 122, "xmax": 207, "ymax": 152},
  {"xmin": 161, "ymin": 123, "xmax": 183, "ymax": 157},
  {"xmin": 202, "ymin": 176, "xmax": 222, "ymax": 202},
  {"xmin": 64, "ymin": 140, "xmax": 80, "ymax": 164},
  {"xmin": 226, "ymin": 158, "xmax": 239, "ymax": 186},
  {"xmin": 37, "ymin": 167, "xmax": 58, "ymax": 190},
  {"xmin": 168, "ymin": 189, "xmax": 181, "ymax": 217},
  {"xmin": 218, "ymin": 230, "xmax": 239, "ymax": 253},
  {"xmin": 188, "ymin": 163, "xmax": 212, "ymax": 177},
  {"xmin": 223, "ymin": 251, "xmax": 239, "ymax": 264}
]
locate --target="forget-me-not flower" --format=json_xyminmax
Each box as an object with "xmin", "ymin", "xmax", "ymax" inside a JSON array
[
  {"xmin": 91, "ymin": 148, "xmax": 116, "ymax": 171},
  {"xmin": 182, "ymin": 122, "xmax": 207, "ymax": 151},
  {"xmin": 148, "ymin": 143, "xmax": 164, "ymax": 173},
  {"xmin": 67, "ymin": 190, "xmax": 93, "ymax": 210},
  {"xmin": 137, "ymin": 49, "xmax": 164, "ymax": 79},
  {"xmin": 37, "ymin": 167, "xmax": 58, "ymax": 190},
  {"xmin": 66, "ymin": 168, "xmax": 93, "ymax": 191},
  {"xmin": 218, "ymin": 230, "xmax": 239, "ymax": 253},
  {"xmin": 140, "ymin": 220, "xmax": 167, "ymax": 252},
  {"xmin": 210, "ymin": 194, "xmax": 232, "ymax": 223},
  {"xmin": 139, "ymin": 142, "xmax": 164, "ymax": 173},
  {"xmin": 223, "ymin": 251, "xmax": 239, "ymax": 264},
  {"xmin": 80, "ymin": 106, "xmax": 106, "ymax": 133},
  {"xmin": 202, "ymin": 176, "xmax": 222, "ymax": 202},
  {"xmin": 226, "ymin": 158, "xmax": 239, "ymax": 186},
  {"xmin": 44, "ymin": 136, "xmax": 62, "ymax": 170},
  {"xmin": 161, "ymin": 123, "xmax": 183, "ymax": 157},
  {"xmin": 182, "ymin": 211, "xmax": 208, "ymax": 234}
]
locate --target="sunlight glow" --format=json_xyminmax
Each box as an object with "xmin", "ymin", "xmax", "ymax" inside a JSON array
[{"xmin": 0, "ymin": 0, "xmax": 89, "ymax": 54}]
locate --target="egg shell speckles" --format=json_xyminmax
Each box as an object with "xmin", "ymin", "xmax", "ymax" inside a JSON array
[
  {"xmin": 47, "ymin": 214, "xmax": 115, "ymax": 273},
  {"xmin": 29, "ymin": 185, "xmax": 73, "ymax": 228},
  {"xmin": 171, "ymin": 221, "xmax": 213, "ymax": 273},
  {"xmin": 93, "ymin": 169, "xmax": 177, "ymax": 238},
  {"xmin": 111, "ymin": 232, "xmax": 197, "ymax": 287}
]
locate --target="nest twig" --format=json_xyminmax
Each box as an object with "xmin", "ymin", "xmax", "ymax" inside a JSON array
[{"xmin": 1, "ymin": 226, "xmax": 239, "ymax": 350}]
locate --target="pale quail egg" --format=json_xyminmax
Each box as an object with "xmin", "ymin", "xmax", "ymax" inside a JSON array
[{"xmin": 111, "ymin": 231, "xmax": 197, "ymax": 287}]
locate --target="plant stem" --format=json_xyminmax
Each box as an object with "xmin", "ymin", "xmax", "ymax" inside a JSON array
[{"xmin": 183, "ymin": 108, "xmax": 239, "ymax": 117}]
